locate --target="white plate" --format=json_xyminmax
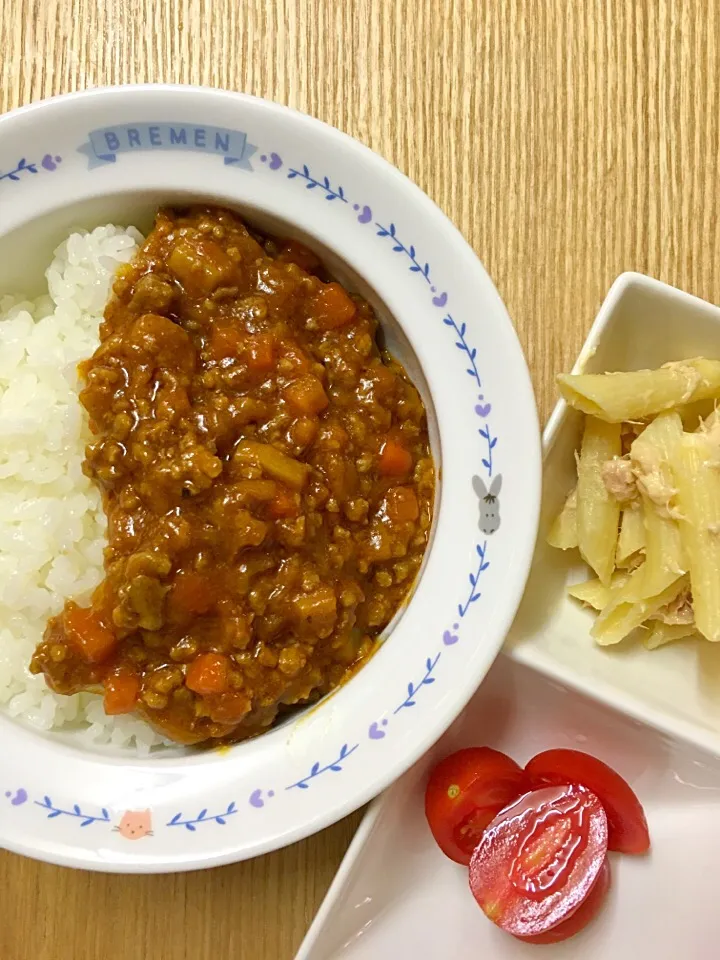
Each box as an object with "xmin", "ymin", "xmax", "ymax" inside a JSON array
[
  {"xmin": 297, "ymin": 654, "xmax": 720, "ymax": 959},
  {"xmin": 507, "ymin": 272, "xmax": 720, "ymax": 757}
]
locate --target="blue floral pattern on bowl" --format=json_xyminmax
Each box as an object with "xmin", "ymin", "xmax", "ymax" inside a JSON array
[{"xmin": 0, "ymin": 154, "xmax": 63, "ymax": 182}]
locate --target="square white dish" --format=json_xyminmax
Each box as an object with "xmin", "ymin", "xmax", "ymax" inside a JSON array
[
  {"xmin": 506, "ymin": 272, "xmax": 720, "ymax": 757},
  {"xmin": 296, "ymin": 655, "xmax": 720, "ymax": 959}
]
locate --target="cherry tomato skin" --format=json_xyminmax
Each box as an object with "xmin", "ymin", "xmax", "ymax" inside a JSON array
[
  {"xmin": 515, "ymin": 856, "xmax": 611, "ymax": 944},
  {"xmin": 469, "ymin": 783, "xmax": 608, "ymax": 939},
  {"xmin": 424, "ymin": 747, "xmax": 529, "ymax": 865},
  {"xmin": 525, "ymin": 749, "xmax": 650, "ymax": 854}
]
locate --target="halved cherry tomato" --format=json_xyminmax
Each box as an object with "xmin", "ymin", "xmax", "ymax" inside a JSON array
[
  {"xmin": 515, "ymin": 856, "xmax": 611, "ymax": 944},
  {"xmin": 424, "ymin": 747, "xmax": 528, "ymax": 865},
  {"xmin": 525, "ymin": 748, "xmax": 650, "ymax": 854},
  {"xmin": 469, "ymin": 783, "xmax": 608, "ymax": 939}
]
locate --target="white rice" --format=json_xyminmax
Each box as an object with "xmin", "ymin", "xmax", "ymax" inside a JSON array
[{"xmin": 0, "ymin": 225, "xmax": 168, "ymax": 754}]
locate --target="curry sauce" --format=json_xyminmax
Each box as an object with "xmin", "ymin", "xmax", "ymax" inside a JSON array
[{"xmin": 30, "ymin": 206, "xmax": 434, "ymax": 745}]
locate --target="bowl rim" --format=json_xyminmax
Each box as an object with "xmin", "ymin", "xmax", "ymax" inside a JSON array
[{"xmin": 0, "ymin": 84, "xmax": 541, "ymax": 870}]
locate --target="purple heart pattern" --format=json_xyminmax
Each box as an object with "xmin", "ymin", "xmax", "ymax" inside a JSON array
[
  {"xmin": 368, "ymin": 719, "xmax": 388, "ymax": 740},
  {"xmin": 260, "ymin": 153, "xmax": 283, "ymax": 170},
  {"xmin": 5, "ymin": 788, "xmax": 27, "ymax": 805},
  {"xmin": 248, "ymin": 788, "xmax": 275, "ymax": 808},
  {"xmin": 41, "ymin": 154, "xmax": 62, "ymax": 172}
]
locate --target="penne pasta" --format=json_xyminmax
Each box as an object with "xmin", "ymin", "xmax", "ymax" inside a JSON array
[
  {"xmin": 576, "ymin": 417, "xmax": 622, "ymax": 585},
  {"xmin": 642, "ymin": 621, "xmax": 697, "ymax": 651},
  {"xmin": 568, "ymin": 572, "xmax": 628, "ymax": 610},
  {"xmin": 672, "ymin": 433, "xmax": 720, "ymax": 642},
  {"xmin": 639, "ymin": 500, "xmax": 686, "ymax": 596},
  {"xmin": 557, "ymin": 358, "xmax": 720, "ymax": 423},
  {"xmin": 591, "ymin": 572, "xmax": 688, "ymax": 646},
  {"xmin": 616, "ymin": 505, "xmax": 645, "ymax": 566},
  {"xmin": 547, "ymin": 486, "xmax": 578, "ymax": 549},
  {"xmin": 549, "ymin": 356, "xmax": 720, "ymax": 655},
  {"xmin": 630, "ymin": 412, "xmax": 687, "ymax": 597}
]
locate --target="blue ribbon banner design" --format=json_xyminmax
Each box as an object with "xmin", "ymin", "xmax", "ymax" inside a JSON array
[{"xmin": 77, "ymin": 123, "xmax": 257, "ymax": 170}]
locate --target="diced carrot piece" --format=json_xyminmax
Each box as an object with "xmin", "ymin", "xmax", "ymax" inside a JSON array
[
  {"xmin": 386, "ymin": 486, "xmax": 420, "ymax": 522},
  {"xmin": 284, "ymin": 376, "xmax": 329, "ymax": 416},
  {"xmin": 245, "ymin": 333, "xmax": 276, "ymax": 372},
  {"xmin": 64, "ymin": 603, "xmax": 117, "ymax": 664},
  {"xmin": 268, "ymin": 486, "xmax": 300, "ymax": 519},
  {"xmin": 277, "ymin": 239, "xmax": 320, "ymax": 273},
  {"xmin": 209, "ymin": 325, "xmax": 245, "ymax": 362},
  {"xmin": 168, "ymin": 572, "xmax": 218, "ymax": 620},
  {"xmin": 378, "ymin": 439, "xmax": 413, "ymax": 477},
  {"xmin": 185, "ymin": 652, "xmax": 230, "ymax": 696},
  {"xmin": 312, "ymin": 282, "xmax": 357, "ymax": 330},
  {"xmin": 103, "ymin": 665, "xmax": 140, "ymax": 715},
  {"xmin": 207, "ymin": 692, "xmax": 252, "ymax": 723}
]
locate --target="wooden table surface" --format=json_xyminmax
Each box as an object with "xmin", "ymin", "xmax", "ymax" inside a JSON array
[{"xmin": 1, "ymin": 0, "xmax": 718, "ymax": 957}]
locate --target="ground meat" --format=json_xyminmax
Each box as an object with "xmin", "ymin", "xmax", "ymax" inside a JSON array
[
  {"xmin": 601, "ymin": 457, "xmax": 637, "ymax": 503},
  {"xmin": 631, "ymin": 447, "xmax": 681, "ymax": 519},
  {"xmin": 651, "ymin": 588, "xmax": 695, "ymax": 626}
]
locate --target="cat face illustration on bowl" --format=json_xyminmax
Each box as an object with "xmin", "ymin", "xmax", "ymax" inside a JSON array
[
  {"xmin": 472, "ymin": 474, "xmax": 502, "ymax": 535},
  {"xmin": 113, "ymin": 810, "xmax": 153, "ymax": 840}
]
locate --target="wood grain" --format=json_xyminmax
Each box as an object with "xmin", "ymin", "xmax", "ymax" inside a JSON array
[{"xmin": 1, "ymin": 0, "xmax": 720, "ymax": 956}]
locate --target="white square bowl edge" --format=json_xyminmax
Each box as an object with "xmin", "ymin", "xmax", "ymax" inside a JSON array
[{"xmin": 505, "ymin": 271, "xmax": 720, "ymax": 757}]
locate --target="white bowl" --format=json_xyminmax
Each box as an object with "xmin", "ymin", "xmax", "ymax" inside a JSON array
[
  {"xmin": 508, "ymin": 272, "xmax": 720, "ymax": 756},
  {"xmin": 0, "ymin": 85, "xmax": 540, "ymax": 872}
]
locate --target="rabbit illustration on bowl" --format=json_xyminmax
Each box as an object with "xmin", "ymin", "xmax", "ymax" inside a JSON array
[{"xmin": 472, "ymin": 474, "xmax": 502, "ymax": 535}]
